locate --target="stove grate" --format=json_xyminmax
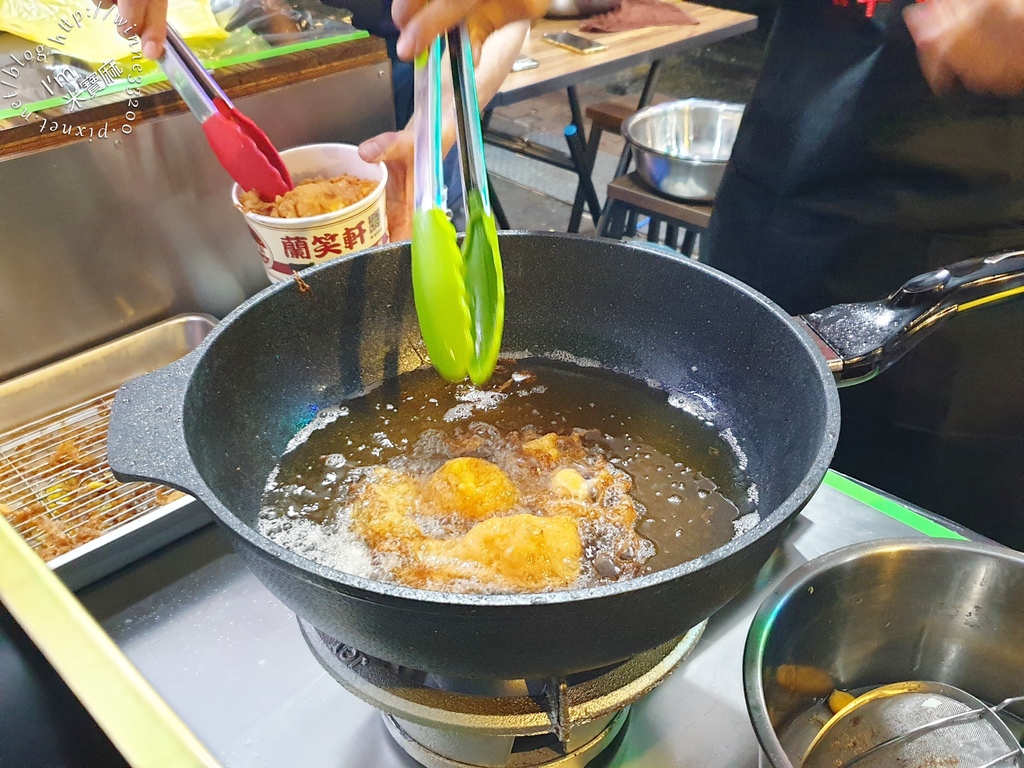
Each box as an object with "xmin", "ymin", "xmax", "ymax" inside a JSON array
[{"xmin": 0, "ymin": 390, "xmax": 188, "ymax": 560}]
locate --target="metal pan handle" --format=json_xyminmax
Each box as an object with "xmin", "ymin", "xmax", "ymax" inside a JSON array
[
  {"xmin": 107, "ymin": 348, "xmax": 209, "ymax": 496},
  {"xmin": 799, "ymin": 249, "xmax": 1024, "ymax": 386}
]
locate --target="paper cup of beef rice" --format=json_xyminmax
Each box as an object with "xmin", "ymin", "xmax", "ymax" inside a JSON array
[{"xmin": 232, "ymin": 143, "xmax": 388, "ymax": 284}]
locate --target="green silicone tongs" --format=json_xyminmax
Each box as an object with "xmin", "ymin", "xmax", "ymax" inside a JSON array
[
  {"xmin": 411, "ymin": 29, "xmax": 504, "ymax": 385},
  {"xmin": 447, "ymin": 25, "xmax": 504, "ymax": 385}
]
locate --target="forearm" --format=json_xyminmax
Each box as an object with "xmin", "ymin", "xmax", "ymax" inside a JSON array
[
  {"xmin": 475, "ymin": 21, "xmax": 530, "ymax": 109},
  {"xmin": 431, "ymin": 21, "xmax": 528, "ymax": 152}
]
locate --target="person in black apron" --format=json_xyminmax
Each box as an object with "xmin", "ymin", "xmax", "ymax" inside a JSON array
[{"xmin": 700, "ymin": 0, "xmax": 1024, "ymax": 548}]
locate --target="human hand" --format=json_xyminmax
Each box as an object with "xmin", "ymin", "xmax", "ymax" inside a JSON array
[
  {"xmin": 904, "ymin": 0, "xmax": 1024, "ymax": 96},
  {"xmin": 359, "ymin": 130, "xmax": 415, "ymax": 242},
  {"xmin": 392, "ymin": 0, "xmax": 548, "ymax": 61},
  {"xmin": 94, "ymin": 0, "xmax": 168, "ymax": 59}
]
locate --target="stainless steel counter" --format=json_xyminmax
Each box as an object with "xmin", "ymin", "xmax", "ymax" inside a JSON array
[
  {"xmin": 70, "ymin": 477, "xmax": 976, "ymax": 768},
  {"xmin": 0, "ymin": 46, "xmax": 394, "ymax": 381}
]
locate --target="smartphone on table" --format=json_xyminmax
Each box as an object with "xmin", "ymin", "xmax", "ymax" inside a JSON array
[{"xmin": 541, "ymin": 32, "xmax": 608, "ymax": 55}]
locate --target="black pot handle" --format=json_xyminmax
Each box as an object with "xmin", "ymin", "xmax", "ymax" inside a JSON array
[
  {"xmin": 107, "ymin": 348, "xmax": 209, "ymax": 496},
  {"xmin": 798, "ymin": 249, "xmax": 1024, "ymax": 386}
]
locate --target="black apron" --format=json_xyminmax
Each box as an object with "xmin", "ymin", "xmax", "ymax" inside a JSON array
[{"xmin": 703, "ymin": 0, "xmax": 1024, "ymax": 548}]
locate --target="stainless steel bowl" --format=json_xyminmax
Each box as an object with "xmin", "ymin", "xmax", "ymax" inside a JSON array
[
  {"xmin": 744, "ymin": 539, "xmax": 1024, "ymax": 767},
  {"xmin": 623, "ymin": 98, "xmax": 745, "ymax": 202},
  {"xmin": 545, "ymin": 0, "xmax": 621, "ymax": 18}
]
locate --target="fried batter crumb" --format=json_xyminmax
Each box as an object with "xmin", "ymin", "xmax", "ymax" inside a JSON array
[{"xmin": 240, "ymin": 174, "xmax": 378, "ymax": 218}]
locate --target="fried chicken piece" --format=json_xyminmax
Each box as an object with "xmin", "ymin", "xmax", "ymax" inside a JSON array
[
  {"xmin": 424, "ymin": 457, "xmax": 518, "ymax": 521},
  {"xmin": 408, "ymin": 514, "xmax": 582, "ymax": 592},
  {"xmin": 349, "ymin": 468, "xmax": 425, "ymax": 551}
]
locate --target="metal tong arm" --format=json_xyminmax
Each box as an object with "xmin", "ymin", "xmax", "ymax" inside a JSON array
[
  {"xmin": 447, "ymin": 25, "xmax": 492, "ymax": 214},
  {"xmin": 413, "ymin": 38, "xmax": 447, "ymax": 213},
  {"xmin": 159, "ymin": 25, "xmax": 232, "ymax": 122}
]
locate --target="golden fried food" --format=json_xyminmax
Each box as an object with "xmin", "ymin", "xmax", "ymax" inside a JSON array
[
  {"xmin": 425, "ymin": 457, "xmax": 518, "ymax": 520},
  {"xmin": 240, "ymin": 175, "xmax": 378, "ymax": 218},
  {"xmin": 349, "ymin": 468, "xmax": 425, "ymax": 551},
  {"xmin": 338, "ymin": 429, "xmax": 650, "ymax": 593},
  {"xmin": 409, "ymin": 514, "xmax": 582, "ymax": 591},
  {"xmin": 775, "ymin": 664, "xmax": 835, "ymax": 696},
  {"xmin": 49, "ymin": 439, "xmax": 84, "ymax": 467}
]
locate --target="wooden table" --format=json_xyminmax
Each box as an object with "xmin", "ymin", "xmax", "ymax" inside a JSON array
[
  {"xmin": 482, "ymin": 2, "xmax": 756, "ymax": 230},
  {"xmin": 493, "ymin": 3, "xmax": 757, "ymax": 107}
]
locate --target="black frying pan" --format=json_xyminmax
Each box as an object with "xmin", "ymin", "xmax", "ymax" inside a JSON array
[{"xmin": 107, "ymin": 233, "xmax": 1024, "ymax": 679}]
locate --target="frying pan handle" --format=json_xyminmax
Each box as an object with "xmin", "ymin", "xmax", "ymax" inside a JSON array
[
  {"xmin": 799, "ymin": 248, "xmax": 1024, "ymax": 386},
  {"xmin": 107, "ymin": 349, "xmax": 208, "ymax": 496}
]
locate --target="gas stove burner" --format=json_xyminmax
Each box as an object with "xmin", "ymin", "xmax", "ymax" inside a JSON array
[{"xmin": 299, "ymin": 619, "xmax": 707, "ymax": 768}]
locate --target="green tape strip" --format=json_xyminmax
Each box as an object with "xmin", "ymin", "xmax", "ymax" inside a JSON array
[
  {"xmin": 202, "ymin": 29, "xmax": 368, "ymax": 69},
  {"xmin": 0, "ymin": 30, "xmax": 369, "ymax": 121},
  {"xmin": 823, "ymin": 470, "xmax": 967, "ymax": 540}
]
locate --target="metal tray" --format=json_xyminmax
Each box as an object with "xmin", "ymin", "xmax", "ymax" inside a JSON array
[{"xmin": 0, "ymin": 315, "xmax": 216, "ymax": 591}]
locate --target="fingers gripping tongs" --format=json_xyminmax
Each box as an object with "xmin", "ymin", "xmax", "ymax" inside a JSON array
[{"xmin": 158, "ymin": 25, "xmax": 292, "ymax": 201}]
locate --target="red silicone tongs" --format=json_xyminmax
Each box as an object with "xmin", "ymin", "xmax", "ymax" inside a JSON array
[{"xmin": 159, "ymin": 25, "xmax": 292, "ymax": 200}]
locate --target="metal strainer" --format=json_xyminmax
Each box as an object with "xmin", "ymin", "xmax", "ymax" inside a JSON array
[{"xmin": 802, "ymin": 681, "xmax": 1024, "ymax": 768}]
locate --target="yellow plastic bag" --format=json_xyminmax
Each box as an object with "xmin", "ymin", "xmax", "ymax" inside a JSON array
[{"xmin": 0, "ymin": 0, "xmax": 227, "ymax": 64}]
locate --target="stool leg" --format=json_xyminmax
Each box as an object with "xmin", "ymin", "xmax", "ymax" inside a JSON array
[
  {"xmin": 596, "ymin": 200, "xmax": 612, "ymax": 238},
  {"xmin": 625, "ymin": 210, "xmax": 639, "ymax": 237},
  {"xmin": 611, "ymin": 203, "xmax": 629, "ymax": 239},
  {"xmin": 665, "ymin": 224, "xmax": 679, "ymax": 250},
  {"xmin": 596, "ymin": 200, "xmax": 620, "ymax": 239},
  {"xmin": 647, "ymin": 216, "xmax": 662, "ymax": 243},
  {"xmin": 681, "ymin": 229, "xmax": 697, "ymax": 257}
]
